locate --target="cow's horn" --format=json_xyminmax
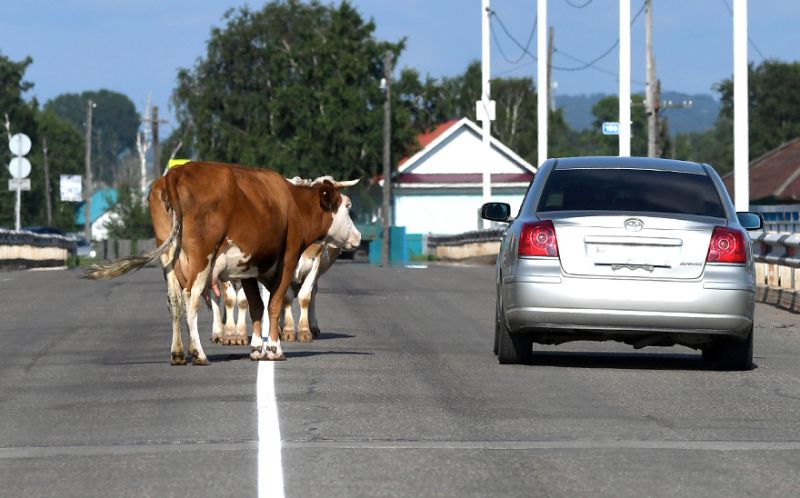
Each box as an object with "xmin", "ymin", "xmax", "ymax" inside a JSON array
[{"xmin": 334, "ymin": 179, "xmax": 360, "ymax": 188}]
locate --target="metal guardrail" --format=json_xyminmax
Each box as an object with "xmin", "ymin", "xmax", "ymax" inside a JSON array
[
  {"xmin": 0, "ymin": 228, "xmax": 76, "ymax": 250},
  {"xmin": 751, "ymin": 230, "xmax": 800, "ymax": 268},
  {"xmin": 427, "ymin": 228, "xmax": 504, "ymax": 248},
  {"xmin": 0, "ymin": 228, "xmax": 76, "ymax": 270}
]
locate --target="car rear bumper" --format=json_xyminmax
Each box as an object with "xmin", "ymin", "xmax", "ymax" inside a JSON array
[{"xmin": 502, "ymin": 272, "xmax": 755, "ymax": 340}]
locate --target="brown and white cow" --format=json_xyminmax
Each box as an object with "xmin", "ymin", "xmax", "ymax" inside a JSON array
[
  {"xmin": 84, "ymin": 161, "xmax": 361, "ymax": 365},
  {"xmin": 212, "ymin": 176, "xmax": 356, "ymax": 345},
  {"xmin": 212, "ymin": 240, "xmax": 343, "ymax": 344}
]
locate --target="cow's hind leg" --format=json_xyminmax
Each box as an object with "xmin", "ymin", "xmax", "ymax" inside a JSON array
[
  {"xmin": 162, "ymin": 249, "xmax": 186, "ymax": 365},
  {"xmin": 243, "ymin": 279, "xmax": 267, "ymax": 359},
  {"xmin": 231, "ymin": 284, "xmax": 249, "ymax": 345},
  {"xmin": 183, "ymin": 265, "xmax": 211, "ymax": 366},
  {"xmin": 221, "ymin": 280, "xmax": 248, "ymax": 346},
  {"xmin": 297, "ymin": 266, "xmax": 320, "ymax": 342},
  {"xmin": 281, "ymin": 286, "xmax": 297, "ymax": 342},
  {"xmin": 309, "ymin": 283, "xmax": 320, "ymax": 339},
  {"xmin": 210, "ymin": 281, "xmax": 224, "ymax": 343}
]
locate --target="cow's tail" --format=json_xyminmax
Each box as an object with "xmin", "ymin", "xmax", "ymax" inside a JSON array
[{"xmin": 82, "ymin": 209, "xmax": 181, "ymax": 280}]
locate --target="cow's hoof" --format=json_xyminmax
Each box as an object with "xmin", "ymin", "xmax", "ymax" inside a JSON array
[
  {"xmin": 188, "ymin": 347, "xmax": 199, "ymax": 357},
  {"xmin": 264, "ymin": 350, "xmax": 286, "ymax": 361},
  {"xmin": 210, "ymin": 333, "xmax": 221, "ymax": 344},
  {"xmin": 281, "ymin": 332, "xmax": 297, "ymax": 342},
  {"xmin": 298, "ymin": 331, "xmax": 313, "ymax": 342},
  {"xmin": 192, "ymin": 357, "xmax": 210, "ymax": 366},
  {"xmin": 222, "ymin": 336, "xmax": 248, "ymax": 346},
  {"xmin": 250, "ymin": 350, "xmax": 263, "ymax": 361},
  {"xmin": 170, "ymin": 353, "xmax": 187, "ymax": 366},
  {"xmin": 310, "ymin": 326, "xmax": 321, "ymax": 339}
]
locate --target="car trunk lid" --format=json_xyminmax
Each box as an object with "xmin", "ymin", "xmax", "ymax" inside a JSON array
[{"xmin": 550, "ymin": 214, "xmax": 720, "ymax": 279}]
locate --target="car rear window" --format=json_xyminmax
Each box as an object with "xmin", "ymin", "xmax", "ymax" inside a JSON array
[{"xmin": 537, "ymin": 168, "xmax": 726, "ymax": 217}]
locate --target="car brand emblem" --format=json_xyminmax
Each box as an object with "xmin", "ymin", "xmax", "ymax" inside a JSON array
[{"xmin": 624, "ymin": 218, "xmax": 644, "ymax": 232}]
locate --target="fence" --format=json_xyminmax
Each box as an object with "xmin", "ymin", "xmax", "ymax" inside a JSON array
[
  {"xmin": 0, "ymin": 229, "xmax": 75, "ymax": 270},
  {"xmin": 751, "ymin": 204, "xmax": 800, "ymax": 233},
  {"xmin": 98, "ymin": 238, "xmax": 157, "ymax": 261}
]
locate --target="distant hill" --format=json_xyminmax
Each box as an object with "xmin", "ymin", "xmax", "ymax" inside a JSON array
[{"xmin": 557, "ymin": 92, "xmax": 721, "ymax": 136}]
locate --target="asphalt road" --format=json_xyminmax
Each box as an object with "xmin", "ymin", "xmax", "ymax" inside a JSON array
[{"xmin": 0, "ymin": 263, "xmax": 798, "ymax": 498}]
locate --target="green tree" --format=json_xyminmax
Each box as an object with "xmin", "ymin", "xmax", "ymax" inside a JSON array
[
  {"xmin": 173, "ymin": 0, "xmax": 414, "ymax": 182},
  {"xmin": 24, "ymin": 109, "xmax": 85, "ymax": 230},
  {"xmin": 0, "ymin": 52, "xmax": 39, "ymax": 228},
  {"xmin": 673, "ymin": 60, "xmax": 800, "ymax": 175},
  {"xmin": 717, "ymin": 60, "xmax": 800, "ymax": 161},
  {"xmin": 574, "ymin": 94, "xmax": 669, "ymax": 158},
  {"xmin": 45, "ymin": 90, "xmax": 139, "ymax": 185}
]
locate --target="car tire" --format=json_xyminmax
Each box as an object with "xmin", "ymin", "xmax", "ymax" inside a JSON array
[
  {"xmin": 703, "ymin": 327, "xmax": 753, "ymax": 371},
  {"xmin": 493, "ymin": 298, "xmax": 500, "ymax": 355},
  {"xmin": 497, "ymin": 309, "xmax": 532, "ymax": 365}
]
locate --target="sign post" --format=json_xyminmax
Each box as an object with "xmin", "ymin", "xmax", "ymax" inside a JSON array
[{"xmin": 8, "ymin": 133, "xmax": 32, "ymax": 231}]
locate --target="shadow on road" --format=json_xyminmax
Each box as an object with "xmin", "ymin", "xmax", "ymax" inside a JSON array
[
  {"xmin": 315, "ymin": 332, "xmax": 355, "ymax": 340},
  {"xmin": 206, "ymin": 352, "xmax": 252, "ymax": 363},
  {"xmin": 526, "ymin": 350, "xmax": 759, "ymax": 372},
  {"xmin": 284, "ymin": 350, "xmax": 372, "ymax": 359}
]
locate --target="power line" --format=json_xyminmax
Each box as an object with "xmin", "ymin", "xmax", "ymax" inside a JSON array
[
  {"xmin": 490, "ymin": 1, "xmax": 646, "ymax": 77},
  {"xmin": 564, "ymin": 0, "xmax": 595, "ymax": 8},
  {"xmin": 492, "ymin": 15, "xmax": 537, "ymax": 65},
  {"xmin": 719, "ymin": 0, "xmax": 766, "ymax": 60}
]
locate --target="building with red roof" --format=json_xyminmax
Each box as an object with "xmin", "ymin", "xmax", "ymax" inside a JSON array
[
  {"xmin": 722, "ymin": 138, "xmax": 800, "ymax": 204},
  {"xmin": 392, "ymin": 117, "xmax": 536, "ymax": 235}
]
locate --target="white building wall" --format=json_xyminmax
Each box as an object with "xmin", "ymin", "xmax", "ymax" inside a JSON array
[
  {"xmin": 406, "ymin": 129, "xmax": 525, "ymax": 175},
  {"xmin": 395, "ymin": 191, "xmax": 526, "ymax": 235}
]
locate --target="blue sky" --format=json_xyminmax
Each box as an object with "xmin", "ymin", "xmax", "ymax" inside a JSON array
[{"xmin": 1, "ymin": 0, "xmax": 797, "ymax": 137}]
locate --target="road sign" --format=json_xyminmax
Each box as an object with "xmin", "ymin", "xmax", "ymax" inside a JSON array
[
  {"xmin": 602, "ymin": 122, "xmax": 620, "ymax": 136},
  {"xmin": 8, "ymin": 178, "xmax": 31, "ymax": 191},
  {"xmin": 60, "ymin": 175, "xmax": 83, "ymax": 202},
  {"xmin": 8, "ymin": 157, "xmax": 31, "ymax": 178},
  {"xmin": 9, "ymin": 133, "xmax": 31, "ymax": 156}
]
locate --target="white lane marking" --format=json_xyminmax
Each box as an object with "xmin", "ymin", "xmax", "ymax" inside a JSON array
[{"xmin": 258, "ymin": 360, "xmax": 285, "ymax": 498}]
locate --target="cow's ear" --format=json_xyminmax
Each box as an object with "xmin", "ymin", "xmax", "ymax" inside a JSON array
[{"xmin": 319, "ymin": 184, "xmax": 342, "ymax": 212}]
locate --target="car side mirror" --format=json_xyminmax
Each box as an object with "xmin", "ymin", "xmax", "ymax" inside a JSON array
[
  {"xmin": 481, "ymin": 202, "xmax": 511, "ymax": 222},
  {"xmin": 737, "ymin": 212, "xmax": 763, "ymax": 231}
]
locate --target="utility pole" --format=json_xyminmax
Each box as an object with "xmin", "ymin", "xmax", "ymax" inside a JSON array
[
  {"xmin": 645, "ymin": 0, "xmax": 658, "ymax": 157},
  {"xmin": 381, "ymin": 51, "xmax": 392, "ymax": 268},
  {"xmin": 140, "ymin": 102, "xmax": 168, "ymax": 183},
  {"xmin": 547, "ymin": 26, "xmax": 555, "ymax": 113},
  {"xmin": 84, "ymin": 99, "xmax": 94, "ymax": 242},
  {"xmin": 43, "ymin": 137, "xmax": 52, "ymax": 226},
  {"xmin": 152, "ymin": 106, "xmax": 161, "ymax": 179}
]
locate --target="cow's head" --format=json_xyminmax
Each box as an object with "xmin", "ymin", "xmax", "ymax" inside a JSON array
[{"xmin": 318, "ymin": 180, "xmax": 361, "ymax": 251}]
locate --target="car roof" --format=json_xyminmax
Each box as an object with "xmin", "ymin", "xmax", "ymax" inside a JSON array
[{"xmin": 551, "ymin": 156, "xmax": 707, "ymax": 174}]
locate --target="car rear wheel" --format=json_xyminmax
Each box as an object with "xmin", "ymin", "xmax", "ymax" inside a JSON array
[
  {"xmin": 702, "ymin": 327, "xmax": 753, "ymax": 371},
  {"xmin": 493, "ymin": 298, "xmax": 500, "ymax": 355},
  {"xmin": 497, "ymin": 308, "xmax": 532, "ymax": 365}
]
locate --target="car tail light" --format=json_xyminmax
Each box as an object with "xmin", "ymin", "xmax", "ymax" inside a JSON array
[
  {"xmin": 519, "ymin": 220, "xmax": 559, "ymax": 257},
  {"xmin": 706, "ymin": 226, "xmax": 747, "ymax": 264}
]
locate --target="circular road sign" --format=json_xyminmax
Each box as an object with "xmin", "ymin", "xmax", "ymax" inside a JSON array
[
  {"xmin": 9, "ymin": 133, "xmax": 32, "ymax": 156},
  {"xmin": 8, "ymin": 157, "xmax": 31, "ymax": 179}
]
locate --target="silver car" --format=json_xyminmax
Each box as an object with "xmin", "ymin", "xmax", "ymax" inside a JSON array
[{"xmin": 481, "ymin": 156, "xmax": 763, "ymax": 370}]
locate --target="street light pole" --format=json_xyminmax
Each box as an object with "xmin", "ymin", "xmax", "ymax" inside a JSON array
[
  {"xmin": 733, "ymin": 0, "xmax": 749, "ymax": 210},
  {"xmin": 381, "ymin": 51, "xmax": 392, "ymax": 268},
  {"xmin": 619, "ymin": 0, "xmax": 631, "ymax": 157}
]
